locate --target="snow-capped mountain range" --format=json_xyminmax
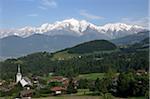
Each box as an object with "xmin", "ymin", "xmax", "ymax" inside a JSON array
[{"xmin": 0, "ymin": 18, "xmax": 146, "ymax": 39}]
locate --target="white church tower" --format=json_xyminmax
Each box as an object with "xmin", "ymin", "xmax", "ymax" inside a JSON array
[{"xmin": 16, "ymin": 64, "xmax": 22, "ymax": 83}]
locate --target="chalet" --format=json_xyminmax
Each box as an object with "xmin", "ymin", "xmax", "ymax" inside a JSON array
[
  {"xmin": 48, "ymin": 76, "xmax": 69, "ymax": 95},
  {"xmin": 48, "ymin": 76, "xmax": 69, "ymax": 88},
  {"xmin": 50, "ymin": 86, "xmax": 66, "ymax": 95}
]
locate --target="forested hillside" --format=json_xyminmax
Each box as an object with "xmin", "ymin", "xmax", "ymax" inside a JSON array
[
  {"xmin": 66, "ymin": 40, "xmax": 117, "ymax": 54},
  {"xmin": 0, "ymin": 40, "xmax": 149, "ymax": 80}
]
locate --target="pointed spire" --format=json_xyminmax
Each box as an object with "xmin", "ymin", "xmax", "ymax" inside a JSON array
[
  {"xmin": 16, "ymin": 64, "xmax": 22, "ymax": 83},
  {"xmin": 18, "ymin": 64, "xmax": 21, "ymax": 73}
]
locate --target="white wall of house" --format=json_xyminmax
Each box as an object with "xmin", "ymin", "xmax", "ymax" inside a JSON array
[{"xmin": 55, "ymin": 91, "xmax": 61, "ymax": 94}]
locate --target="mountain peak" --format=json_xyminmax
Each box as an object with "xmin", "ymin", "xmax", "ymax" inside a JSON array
[
  {"xmin": 0, "ymin": 19, "xmax": 146, "ymax": 39},
  {"xmin": 62, "ymin": 18, "xmax": 79, "ymax": 23},
  {"xmin": 100, "ymin": 23, "xmax": 144, "ymax": 32}
]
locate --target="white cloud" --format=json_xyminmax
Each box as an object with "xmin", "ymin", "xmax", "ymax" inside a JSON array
[
  {"xmin": 39, "ymin": 0, "xmax": 57, "ymax": 10},
  {"xmin": 80, "ymin": 10, "xmax": 104, "ymax": 20},
  {"xmin": 121, "ymin": 17, "xmax": 149, "ymax": 28},
  {"xmin": 27, "ymin": 14, "xmax": 38, "ymax": 17}
]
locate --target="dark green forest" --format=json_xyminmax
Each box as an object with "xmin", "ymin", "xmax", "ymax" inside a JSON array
[{"xmin": 67, "ymin": 40, "xmax": 117, "ymax": 54}]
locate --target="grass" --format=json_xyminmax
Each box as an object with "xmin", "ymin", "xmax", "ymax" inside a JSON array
[
  {"xmin": 52, "ymin": 51, "xmax": 78, "ymax": 60},
  {"xmin": 33, "ymin": 96, "xmax": 103, "ymax": 99},
  {"xmin": 128, "ymin": 97, "xmax": 145, "ymax": 99},
  {"xmin": 0, "ymin": 97, "xmax": 13, "ymax": 99},
  {"xmin": 75, "ymin": 89, "xmax": 93, "ymax": 96},
  {"xmin": 77, "ymin": 73, "xmax": 105, "ymax": 80},
  {"xmin": 1, "ymin": 96, "xmax": 146, "ymax": 99}
]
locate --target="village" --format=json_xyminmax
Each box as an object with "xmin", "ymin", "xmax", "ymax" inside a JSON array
[
  {"xmin": 0, "ymin": 65, "xmax": 80, "ymax": 98},
  {"xmin": 0, "ymin": 64, "xmax": 148, "ymax": 99}
]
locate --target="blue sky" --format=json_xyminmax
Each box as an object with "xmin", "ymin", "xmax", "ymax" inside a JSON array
[{"xmin": 0, "ymin": 0, "xmax": 149, "ymax": 28}]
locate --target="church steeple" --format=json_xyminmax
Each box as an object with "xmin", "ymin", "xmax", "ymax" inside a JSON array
[
  {"xmin": 16, "ymin": 64, "xmax": 22, "ymax": 83},
  {"xmin": 18, "ymin": 64, "xmax": 21, "ymax": 73}
]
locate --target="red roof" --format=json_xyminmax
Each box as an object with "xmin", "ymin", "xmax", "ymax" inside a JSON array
[{"xmin": 50, "ymin": 86, "xmax": 65, "ymax": 91}]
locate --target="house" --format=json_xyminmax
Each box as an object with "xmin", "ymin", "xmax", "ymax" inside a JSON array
[
  {"xmin": 50, "ymin": 86, "xmax": 66, "ymax": 95},
  {"xmin": 48, "ymin": 76, "xmax": 69, "ymax": 95},
  {"xmin": 48, "ymin": 76, "xmax": 69, "ymax": 88}
]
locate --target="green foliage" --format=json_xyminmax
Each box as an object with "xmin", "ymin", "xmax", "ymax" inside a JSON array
[
  {"xmin": 77, "ymin": 73, "xmax": 105, "ymax": 80},
  {"xmin": 101, "ymin": 93, "xmax": 114, "ymax": 99},
  {"xmin": 38, "ymin": 78, "xmax": 47, "ymax": 85},
  {"xmin": 78, "ymin": 79, "xmax": 88, "ymax": 89},
  {"xmin": 38, "ymin": 87, "xmax": 52, "ymax": 94},
  {"xmin": 33, "ymin": 87, "xmax": 52, "ymax": 98},
  {"xmin": 48, "ymin": 82, "xmax": 63, "ymax": 88},
  {"xmin": 0, "ymin": 52, "xmax": 54, "ymax": 80},
  {"xmin": 145, "ymin": 90, "xmax": 149, "ymax": 99},
  {"xmin": 117, "ymin": 72, "xmax": 135, "ymax": 97},
  {"xmin": 94, "ymin": 78, "xmax": 101, "ymax": 94},
  {"xmin": 67, "ymin": 78, "xmax": 77, "ymax": 94},
  {"xmin": 116, "ymin": 72, "xmax": 149, "ymax": 97},
  {"xmin": 93, "ymin": 77, "xmax": 112, "ymax": 94},
  {"xmin": 0, "ymin": 49, "xmax": 148, "ymax": 81},
  {"xmin": 67, "ymin": 40, "xmax": 117, "ymax": 54}
]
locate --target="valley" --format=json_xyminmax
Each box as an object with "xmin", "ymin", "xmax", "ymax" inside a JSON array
[{"xmin": 0, "ymin": 38, "xmax": 149, "ymax": 98}]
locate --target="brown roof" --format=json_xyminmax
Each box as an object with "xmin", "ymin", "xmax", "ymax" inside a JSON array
[{"xmin": 50, "ymin": 86, "xmax": 65, "ymax": 91}]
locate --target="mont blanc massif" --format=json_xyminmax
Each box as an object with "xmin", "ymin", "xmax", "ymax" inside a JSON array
[{"xmin": 0, "ymin": 18, "xmax": 148, "ymax": 58}]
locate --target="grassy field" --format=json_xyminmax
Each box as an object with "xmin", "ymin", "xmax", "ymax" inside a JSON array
[
  {"xmin": 32, "ymin": 95, "xmax": 145, "ymax": 99},
  {"xmin": 75, "ymin": 89, "xmax": 93, "ymax": 96},
  {"xmin": 33, "ymin": 96, "xmax": 103, "ymax": 99},
  {"xmin": 0, "ymin": 96, "xmax": 145, "ymax": 99},
  {"xmin": 128, "ymin": 97, "xmax": 145, "ymax": 99},
  {"xmin": 77, "ymin": 73, "xmax": 105, "ymax": 80},
  {"xmin": 0, "ymin": 89, "xmax": 145, "ymax": 99}
]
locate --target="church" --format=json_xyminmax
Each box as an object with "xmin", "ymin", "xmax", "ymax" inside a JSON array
[{"xmin": 16, "ymin": 65, "xmax": 32, "ymax": 87}]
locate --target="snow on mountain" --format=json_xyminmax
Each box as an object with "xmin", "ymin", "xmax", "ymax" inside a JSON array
[
  {"xmin": 97, "ymin": 23, "xmax": 145, "ymax": 38},
  {"xmin": 0, "ymin": 18, "xmax": 146, "ymax": 39}
]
